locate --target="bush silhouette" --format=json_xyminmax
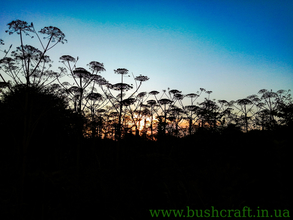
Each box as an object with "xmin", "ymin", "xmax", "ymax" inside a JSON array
[{"xmin": 1, "ymin": 84, "xmax": 79, "ymax": 172}]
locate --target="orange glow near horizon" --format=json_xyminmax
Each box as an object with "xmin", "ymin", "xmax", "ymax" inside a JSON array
[{"xmin": 135, "ymin": 115, "xmax": 154, "ymax": 131}]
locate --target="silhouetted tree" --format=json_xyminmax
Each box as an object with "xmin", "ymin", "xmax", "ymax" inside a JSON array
[{"xmin": 0, "ymin": 83, "xmax": 80, "ymax": 216}]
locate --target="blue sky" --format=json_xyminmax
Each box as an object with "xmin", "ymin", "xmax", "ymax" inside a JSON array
[{"xmin": 1, "ymin": 0, "xmax": 292, "ymax": 102}]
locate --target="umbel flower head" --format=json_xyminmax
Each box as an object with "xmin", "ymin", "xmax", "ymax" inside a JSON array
[
  {"xmin": 88, "ymin": 61, "xmax": 106, "ymax": 73},
  {"xmin": 12, "ymin": 45, "xmax": 51, "ymax": 64},
  {"xmin": 186, "ymin": 93, "xmax": 199, "ymax": 98},
  {"xmin": 135, "ymin": 74, "xmax": 149, "ymax": 82},
  {"xmin": 185, "ymin": 105, "xmax": 198, "ymax": 112},
  {"xmin": 96, "ymin": 77, "xmax": 108, "ymax": 85},
  {"xmin": 114, "ymin": 68, "xmax": 129, "ymax": 75},
  {"xmin": 149, "ymin": 90, "xmax": 160, "ymax": 95},
  {"xmin": 6, "ymin": 20, "xmax": 34, "ymax": 36},
  {"xmin": 158, "ymin": 98, "xmax": 173, "ymax": 105},
  {"xmin": 137, "ymin": 92, "xmax": 147, "ymax": 98},
  {"xmin": 73, "ymin": 67, "xmax": 91, "ymax": 78},
  {"xmin": 112, "ymin": 83, "xmax": 133, "ymax": 91},
  {"xmin": 174, "ymin": 93, "xmax": 184, "ymax": 100},
  {"xmin": 0, "ymin": 57, "xmax": 15, "ymax": 65},
  {"xmin": 169, "ymin": 89, "xmax": 181, "ymax": 94},
  {"xmin": 39, "ymin": 26, "xmax": 67, "ymax": 43},
  {"xmin": 60, "ymin": 55, "xmax": 76, "ymax": 63},
  {"xmin": 147, "ymin": 100, "xmax": 156, "ymax": 106},
  {"xmin": 121, "ymin": 98, "xmax": 136, "ymax": 106},
  {"xmin": 170, "ymin": 106, "xmax": 185, "ymax": 114},
  {"xmin": 236, "ymin": 98, "xmax": 253, "ymax": 106},
  {"xmin": 87, "ymin": 92, "xmax": 103, "ymax": 101}
]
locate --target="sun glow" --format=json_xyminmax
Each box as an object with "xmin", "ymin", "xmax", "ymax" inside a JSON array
[{"xmin": 133, "ymin": 115, "xmax": 153, "ymax": 131}]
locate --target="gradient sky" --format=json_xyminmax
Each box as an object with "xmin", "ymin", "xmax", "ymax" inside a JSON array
[{"xmin": 1, "ymin": 0, "xmax": 292, "ymax": 103}]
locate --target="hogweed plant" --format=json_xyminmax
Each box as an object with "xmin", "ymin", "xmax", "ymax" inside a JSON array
[
  {"xmin": 1, "ymin": 20, "xmax": 292, "ymax": 141},
  {"xmin": 1, "ymin": 20, "xmax": 67, "ymax": 88},
  {"xmin": 105, "ymin": 68, "xmax": 149, "ymax": 140},
  {"xmin": 59, "ymin": 55, "xmax": 106, "ymax": 114}
]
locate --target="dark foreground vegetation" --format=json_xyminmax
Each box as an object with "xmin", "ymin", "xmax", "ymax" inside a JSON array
[
  {"xmin": 0, "ymin": 84, "xmax": 291, "ymax": 219},
  {"xmin": 0, "ymin": 20, "xmax": 292, "ymax": 219}
]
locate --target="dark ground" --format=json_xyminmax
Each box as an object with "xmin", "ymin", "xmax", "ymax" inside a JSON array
[{"xmin": 1, "ymin": 127, "xmax": 291, "ymax": 219}]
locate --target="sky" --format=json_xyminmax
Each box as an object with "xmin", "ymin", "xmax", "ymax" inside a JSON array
[{"xmin": 1, "ymin": 0, "xmax": 292, "ymax": 103}]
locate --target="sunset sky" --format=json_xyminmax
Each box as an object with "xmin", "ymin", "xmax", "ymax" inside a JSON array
[{"xmin": 1, "ymin": 0, "xmax": 292, "ymax": 103}]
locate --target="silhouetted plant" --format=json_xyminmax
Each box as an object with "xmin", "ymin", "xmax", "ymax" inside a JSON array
[
  {"xmin": 0, "ymin": 39, "xmax": 13, "ymax": 88},
  {"xmin": 59, "ymin": 56, "xmax": 106, "ymax": 114},
  {"xmin": 198, "ymin": 98, "xmax": 220, "ymax": 130},
  {"xmin": 105, "ymin": 68, "xmax": 149, "ymax": 140},
  {"xmin": 217, "ymin": 99, "xmax": 235, "ymax": 130},
  {"xmin": 57, "ymin": 59, "xmax": 106, "ymax": 184},
  {"xmin": 257, "ymin": 89, "xmax": 279, "ymax": 130},
  {"xmin": 167, "ymin": 106, "xmax": 185, "ymax": 137},
  {"xmin": 84, "ymin": 92, "xmax": 104, "ymax": 138},
  {"xmin": 230, "ymin": 96, "xmax": 258, "ymax": 132},
  {"xmin": 149, "ymin": 89, "xmax": 180, "ymax": 136},
  {"xmin": 184, "ymin": 93, "xmax": 201, "ymax": 135},
  {"xmin": 1, "ymin": 20, "xmax": 67, "ymax": 87},
  {"xmin": 147, "ymin": 98, "xmax": 159, "ymax": 139}
]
